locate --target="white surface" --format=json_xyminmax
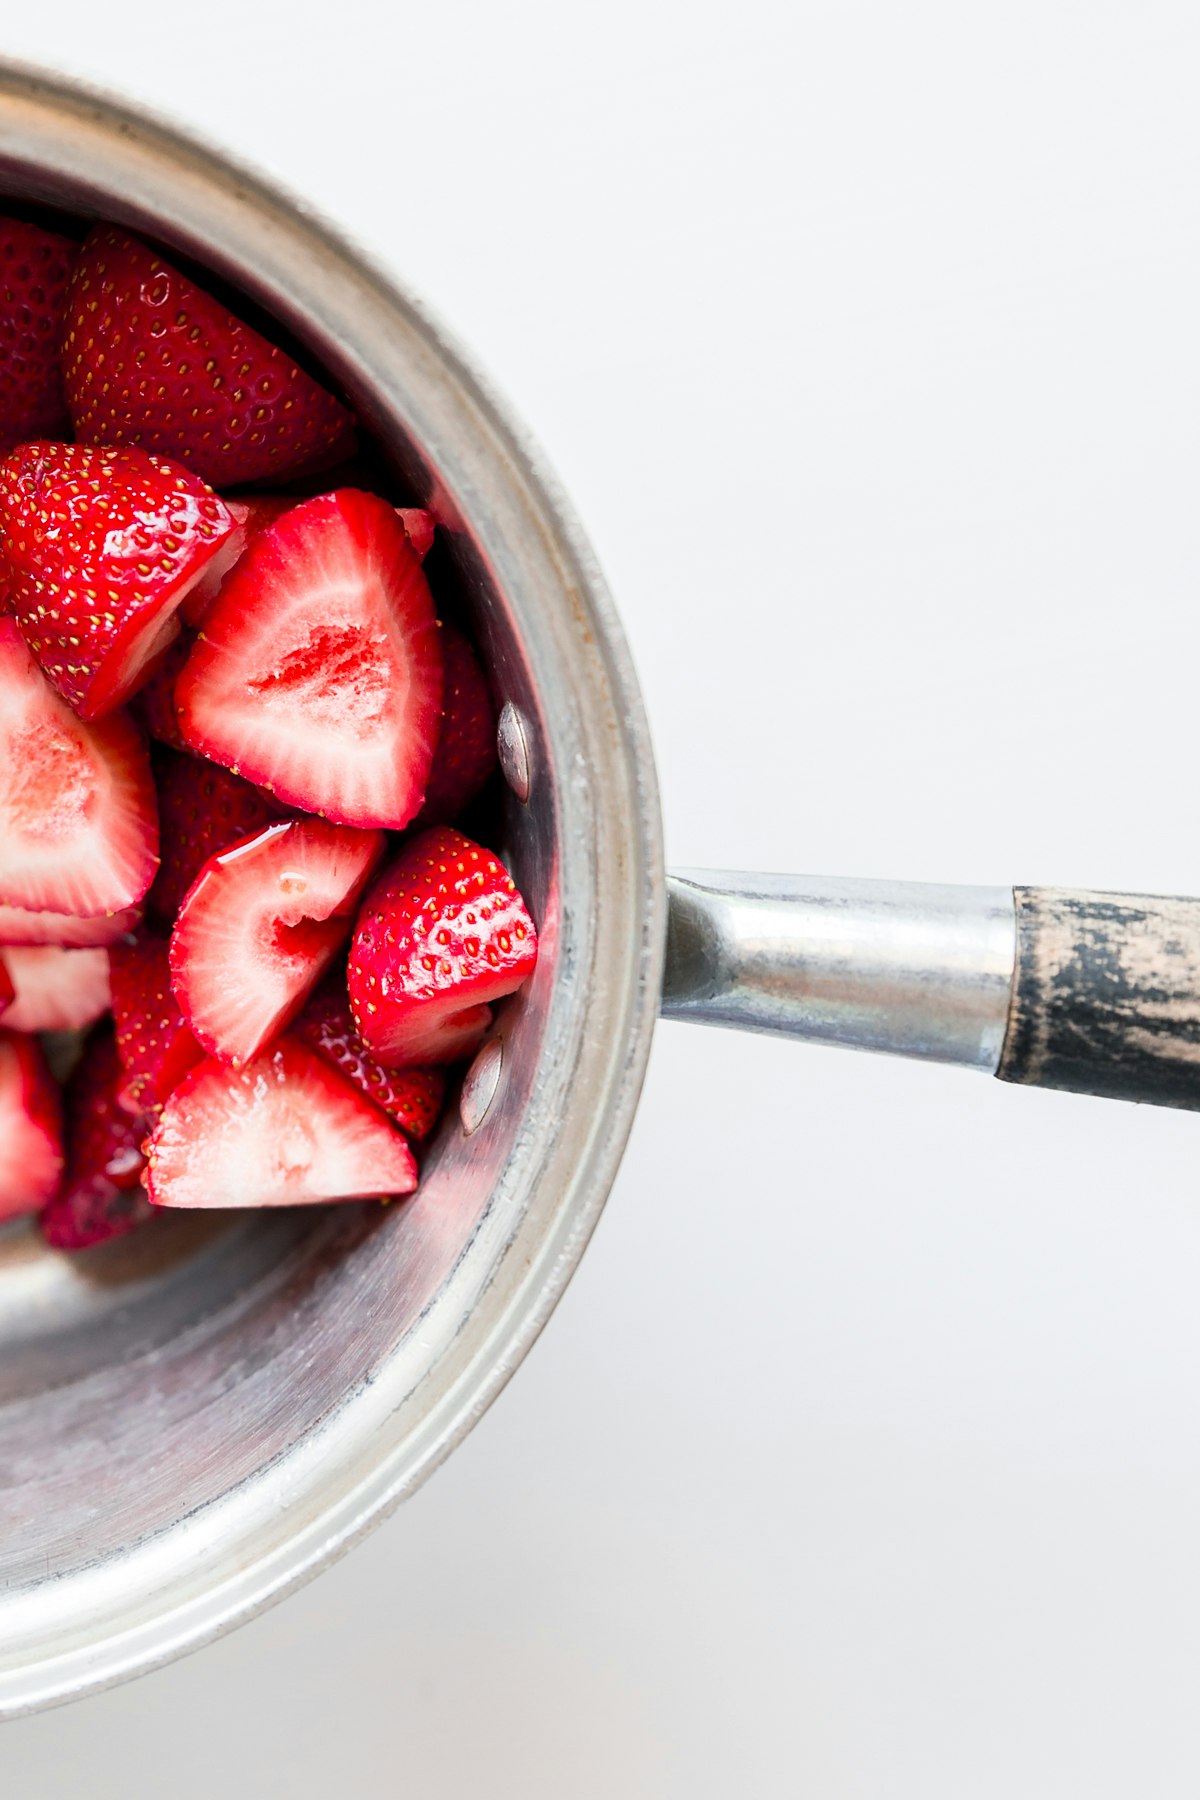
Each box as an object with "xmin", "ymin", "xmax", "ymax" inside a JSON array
[{"xmin": 6, "ymin": 2, "xmax": 1200, "ymax": 1792}]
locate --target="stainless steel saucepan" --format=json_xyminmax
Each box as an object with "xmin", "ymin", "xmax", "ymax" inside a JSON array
[{"xmin": 1, "ymin": 63, "xmax": 1196, "ymax": 1718}]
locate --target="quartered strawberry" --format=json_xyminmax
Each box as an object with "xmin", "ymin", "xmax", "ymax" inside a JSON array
[
  {"xmin": 175, "ymin": 490, "xmax": 443, "ymax": 829},
  {"xmin": 0, "ymin": 217, "xmax": 77, "ymax": 455},
  {"xmin": 414, "ymin": 624, "xmax": 497, "ymax": 827},
  {"xmin": 144, "ymin": 1036, "xmax": 417, "ymax": 1209},
  {"xmin": 0, "ymin": 1028, "xmax": 63, "ymax": 1221},
  {"xmin": 396, "ymin": 507, "xmax": 435, "ymax": 560},
  {"xmin": 0, "ymin": 900, "xmax": 140, "ymax": 946},
  {"xmin": 170, "ymin": 817, "xmax": 384, "ymax": 1067},
  {"xmin": 347, "ymin": 827, "xmax": 538, "ymax": 1067},
  {"xmin": 0, "ymin": 440, "xmax": 236, "ymax": 718},
  {"xmin": 109, "ymin": 929, "xmax": 201, "ymax": 1115},
  {"xmin": 63, "ymin": 225, "xmax": 356, "ymax": 488},
  {"xmin": 295, "ymin": 976, "xmax": 447, "ymax": 1140},
  {"xmin": 39, "ymin": 1025, "xmax": 151, "ymax": 1250},
  {"xmin": 180, "ymin": 495, "xmax": 295, "ymax": 627},
  {"xmin": 0, "ymin": 620, "xmax": 159, "ymax": 915},
  {"xmin": 0, "ymin": 944, "xmax": 111, "ymax": 1032},
  {"xmin": 146, "ymin": 749, "xmax": 277, "ymax": 924}
]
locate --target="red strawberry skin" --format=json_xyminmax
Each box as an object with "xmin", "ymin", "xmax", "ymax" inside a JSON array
[
  {"xmin": 179, "ymin": 495, "xmax": 295, "ymax": 628},
  {"xmin": 147, "ymin": 749, "xmax": 277, "ymax": 924},
  {"xmin": 0, "ymin": 944, "xmax": 111, "ymax": 1032},
  {"xmin": 64, "ymin": 226, "xmax": 356, "ymax": 488},
  {"xmin": 414, "ymin": 625, "xmax": 497, "ymax": 827},
  {"xmin": 131, "ymin": 628, "xmax": 196, "ymax": 752},
  {"xmin": 176, "ymin": 490, "xmax": 443, "ymax": 830},
  {"xmin": 0, "ymin": 1028, "xmax": 63, "ymax": 1221},
  {"xmin": 39, "ymin": 1026, "xmax": 152, "ymax": 1250},
  {"xmin": 295, "ymin": 977, "xmax": 446, "ymax": 1140},
  {"xmin": 109, "ymin": 929, "xmax": 202, "ymax": 1115},
  {"xmin": 0, "ymin": 955, "xmax": 12, "ymax": 1017},
  {"xmin": 348, "ymin": 827, "xmax": 538, "ymax": 1067},
  {"xmin": 0, "ymin": 620, "xmax": 159, "ymax": 916},
  {"xmin": 0, "ymin": 218, "xmax": 77, "ymax": 454},
  {"xmin": 0, "ymin": 440, "xmax": 236, "ymax": 718}
]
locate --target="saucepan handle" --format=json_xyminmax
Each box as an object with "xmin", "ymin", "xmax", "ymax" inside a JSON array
[{"xmin": 660, "ymin": 874, "xmax": 1200, "ymax": 1111}]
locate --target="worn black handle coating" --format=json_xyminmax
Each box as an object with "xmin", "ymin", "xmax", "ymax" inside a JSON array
[{"xmin": 996, "ymin": 888, "xmax": 1200, "ymax": 1109}]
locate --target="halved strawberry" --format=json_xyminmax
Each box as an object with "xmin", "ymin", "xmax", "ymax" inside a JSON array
[
  {"xmin": 170, "ymin": 817, "xmax": 384, "ymax": 1066},
  {"xmin": 39, "ymin": 1025, "xmax": 151, "ymax": 1249},
  {"xmin": 0, "ymin": 217, "xmax": 77, "ymax": 454},
  {"xmin": 144, "ymin": 1036, "xmax": 417, "ymax": 1209},
  {"xmin": 64, "ymin": 225, "xmax": 356, "ymax": 488},
  {"xmin": 0, "ymin": 901, "xmax": 140, "ymax": 946},
  {"xmin": 347, "ymin": 827, "xmax": 538, "ymax": 1067},
  {"xmin": 414, "ymin": 624, "xmax": 497, "ymax": 827},
  {"xmin": 175, "ymin": 490, "xmax": 443, "ymax": 829},
  {"xmin": 396, "ymin": 507, "xmax": 435, "ymax": 560},
  {"xmin": 147, "ymin": 749, "xmax": 278, "ymax": 924},
  {"xmin": 0, "ymin": 944, "xmax": 111, "ymax": 1032},
  {"xmin": 295, "ymin": 976, "xmax": 447, "ymax": 1140},
  {"xmin": 0, "ymin": 621, "xmax": 159, "ymax": 914},
  {"xmin": 109, "ymin": 929, "xmax": 201, "ymax": 1115},
  {"xmin": 0, "ymin": 440, "xmax": 236, "ymax": 718},
  {"xmin": 180, "ymin": 495, "xmax": 295, "ymax": 628},
  {"xmin": 0, "ymin": 1028, "xmax": 63, "ymax": 1221}
]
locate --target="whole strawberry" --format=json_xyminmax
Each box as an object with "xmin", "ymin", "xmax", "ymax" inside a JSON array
[
  {"xmin": 0, "ymin": 440, "xmax": 236, "ymax": 717},
  {"xmin": 414, "ymin": 624, "xmax": 497, "ymax": 827},
  {"xmin": 64, "ymin": 226, "xmax": 356, "ymax": 488},
  {"xmin": 0, "ymin": 217, "xmax": 77, "ymax": 454},
  {"xmin": 347, "ymin": 827, "xmax": 538, "ymax": 1067}
]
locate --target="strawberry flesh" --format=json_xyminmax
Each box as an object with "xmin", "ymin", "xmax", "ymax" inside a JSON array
[
  {"xmin": 0, "ymin": 1028, "xmax": 63, "ymax": 1221},
  {"xmin": 0, "ymin": 943, "xmax": 111, "ymax": 1032},
  {"xmin": 396, "ymin": 507, "xmax": 435, "ymax": 560},
  {"xmin": 348, "ymin": 827, "xmax": 538, "ymax": 1067},
  {"xmin": 147, "ymin": 749, "xmax": 278, "ymax": 924},
  {"xmin": 145, "ymin": 1036, "xmax": 417, "ymax": 1209},
  {"xmin": 180, "ymin": 495, "xmax": 295, "ymax": 627},
  {"xmin": 0, "ymin": 218, "xmax": 77, "ymax": 454},
  {"xmin": 175, "ymin": 490, "xmax": 443, "ymax": 829},
  {"xmin": 109, "ymin": 929, "xmax": 202, "ymax": 1115},
  {"xmin": 295, "ymin": 976, "xmax": 447, "ymax": 1139},
  {"xmin": 414, "ymin": 624, "xmax": 497, "ymax": 827},
  {"xmin": 39, "ymin": 1025, "xmax": 152, "ymax": 1249},
  {"xmin": 64, "ymin": 225, "xmax": 356, "ymax": 488},
  {"xmin": 0, "ymin": 440, "xmax": 236, "ymax": 718},
  {"xmin": 130, "ymin": 628, "xmax": 197, "ymax": 752},
  {"xmin": 0, "ymin": 901, "xmax": 140, "ymax": 946},
  {"xmin": 170, "ymin": 816, "xmax": 384, "ymax": 1066},
  {"xmin": 0, "ymin": 621, "xmax": 159, "ymax": 915}
]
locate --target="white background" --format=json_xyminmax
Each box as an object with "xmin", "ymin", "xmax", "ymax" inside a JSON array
[{"xmin": 6, "ymin": 2, "xmax": 1200, "ymax": 1793}]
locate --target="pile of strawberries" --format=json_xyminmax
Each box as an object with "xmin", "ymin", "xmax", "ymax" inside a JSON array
[{"xmin": 0, "ymin": 217, "xmax": 538, "ymax": 1248}]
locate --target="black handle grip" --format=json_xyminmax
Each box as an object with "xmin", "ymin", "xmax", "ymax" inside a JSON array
[{"xmin": 996, "ymin": 887, "xmax": 1200, "ymax": 1109}]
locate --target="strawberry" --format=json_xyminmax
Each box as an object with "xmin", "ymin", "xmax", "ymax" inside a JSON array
[
  {"xmin": 144, "ymin": 1036, "xmax": 417, "ymax": 1209},
  {"xmin": 39, "ymin": 1025, "xmax": 151, "ymax": 1249},
  {"xmin": 0, "ymin": 217, "xmax": 76, "ymax": 454},
  {"xmin": 179, "ymin": 495, "xmax": 295, "ymax": 628},
  {"xmin": 63, "ymin": 225, "xmax": 356, "ymax": 488},
  {"xmin": 130, "ymin": 628, "xmax": 196, "ymax": 752},
  {"xmin": 146, "ymin": 749, "xmax": 277, "ymax": 924},
  {"xmin": 347, "ymin": 827, "xmax": 538, "ymax": 1067},
  {"xmin": 0, "ymin": 956, "xmax": 12, "ymax": 1017},
  {"xmin": 0, "ymin": 440, "xmax": 236, "ymax": 718},
  {"xmin": 295, "ymin": 976, "xmax": 447, "ymax": 1140},
  {"xmin": 170, "ymin": 817, "xmax": 384, "ymax": 1067},
  {"xmin": 0, "ymin": 944, "xmax": 111, "ymax": 1032},
  {"xmin": 396, "ymin": 507, "xmax": 435, "ymax": 560},
  {"xmin": 175, "ymin": 490, "xmax": 443, "ymax": 829},
  {"xmin": 414, "ymin": 624, "xmax": 497, "ymax": 826},
  {"xmin": 0, "ymin": 1028, "xmax": 63, "ymax": 1221},
  {"xmin": 0, "ymin": 901, "xmax": 140, "ymax": 946},
  {"xmin": 0, "ymin": 620, "xmax": 159, "ymax": 915},
  {"xmin": 109, "ymin": 929, "xmax": 202, "ymax": 1115}
]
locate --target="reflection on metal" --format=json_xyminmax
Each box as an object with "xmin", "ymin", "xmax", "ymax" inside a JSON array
[
  {"xmin": 460, "ymin": 1037, "xmax": 504, "ymax": 1136},
  {"xmin": 497, "ymin": 701, "xmax": 532, "ymax": 802}
]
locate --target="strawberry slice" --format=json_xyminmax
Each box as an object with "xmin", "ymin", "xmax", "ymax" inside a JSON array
[
  {"xmin": 0, "ymin": 901, "xmax": 140, "ymax": 946},
  {"xmin": 109, "ymin": 930, "xmax": 202, "ymax": 1115},
  {"xmin": 170, "ymin": 817, "xmax": 384, "ymax": 1066},
  {"xmin": 0, "ymin": 217, "xmax": 77, "ymax": 454},
  {"xmin": 295, "ymin": 976, "xmax": 447, "ymax": 1140},
  {"xmin": 0, "ymin": 621, "xmax": 159, "ymax": 915},
  {"xmin": 347, "ymin": 827, "xmax": 538, "ymax": 1067},
  {"xmin": 175, "ymin": 490, "xmax": 443, "ymax": 829},
  {"xmin": 396, "ymin": 508, "xmax": 435, "ymax": 560},
  {"xmin": 146, "ymin": 749, "xmax": 278, "ymax": 924},
  {"xmin": 144, "ymin": 1037, "xmax": 417, "ymax": 1209},
  {"xmin": 180, "ymin": 495, "xmax": 296, "ymax": 628},
  {"xmin": 39, "ymin": 1026, "xmax": 152, "ymax": 1249},
  {"xmin": 63, "ymin": 225, "xmax": 356, "ymax": 488},
  {"xmin": 0, "ymin": 1029, "xmax": 63, "ymax": 1221},
  {"xmin": 414, "ymin": 625, "xmax": 497, "ymax": 826},
  {"xmin": 0, "ymin": 440, "xmax": 236, "ymax": 718},
  {"xmin": 0, "ymin": 944, "xmax": 111, "ymax": 1032}
]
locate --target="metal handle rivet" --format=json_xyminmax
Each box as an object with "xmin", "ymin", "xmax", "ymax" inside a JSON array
[
  {"xmin": 496, "ymin": 702, "xmax": 531, "ymax": 802},
  {"xmin": 459, "ymin": 1037, "xmax": 504, "ymax": 1136}
]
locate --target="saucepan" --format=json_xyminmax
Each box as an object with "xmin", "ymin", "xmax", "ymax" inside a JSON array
[{"xmin": 0, "ymin": 62, "xmax": 1196, "ymax": 1718}]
